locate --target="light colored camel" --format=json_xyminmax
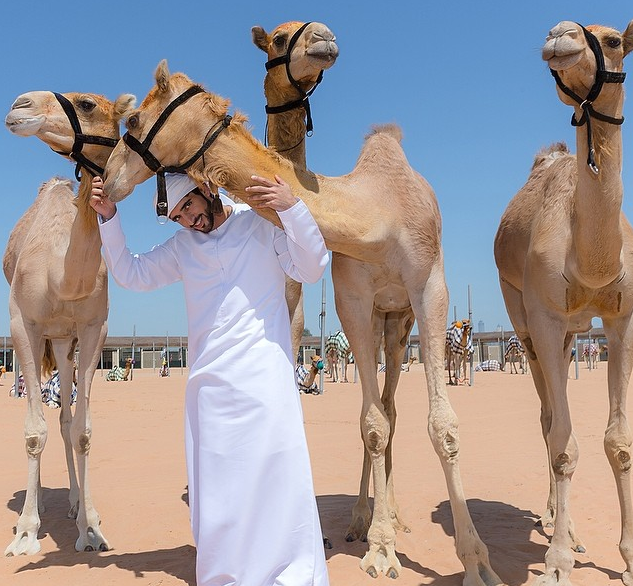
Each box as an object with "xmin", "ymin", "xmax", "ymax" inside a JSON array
[
  {"xmin": 101, "ymin": 60, "xmax": 502, "ymax": 585},
  {"xmin": 494, "ymin": 20, "xmax": 633, "ymax": 585},
  {"xmin": 3, "ymin": 90, "xmax": 134, "ymax": 555},
  {"xmin": 252, "ymin": 21, "xmax": 338, "ymax": 361}
]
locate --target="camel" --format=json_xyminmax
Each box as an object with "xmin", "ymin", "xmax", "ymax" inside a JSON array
[
  {"xmin": 494, "ymin": 20, "xmax": 633, "ymax": 585},
  {"xmin": 324, "ymin": 330, "xmax": 351, "ymax": 383},
  {"xmin": 105, "ymin": 357, "xmax": 133, "ymax": 381},
  {"xmin": 295, "ymin": 354, "xmax": 323, "ymax": 394},
  {"xmin": 101, "ymin": 60, "xmax": 502, "ymax": 585},
  {"xmin": 445, "ymin": 319, "xmax": 473, "ymax": 385},
  {"xmin": 504, "ymin": 334, "xmax": 527, "ymax": 374},
  {"xmin": 3, "ymin": 90, "xmax": 134, "ymax": 555},
  {"xmin": 252, "ymin": 21, "xmax": 338, "ymax": 360}
]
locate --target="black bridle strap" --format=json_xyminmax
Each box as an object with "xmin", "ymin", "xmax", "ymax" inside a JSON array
[
  {"xmin": 121, "ymin": 85, "xmax": 231, "ymax": 219},
  {"xmin": 550, "ymin": 24, "xmax": 626, "ymax": 174},
  {"xmin": 264, "ymin": 21, "xmax": 324, "ymax": 138},
  {"xmin": 52, "ymin": 92, "xmax": 119, "ymax": 179}
]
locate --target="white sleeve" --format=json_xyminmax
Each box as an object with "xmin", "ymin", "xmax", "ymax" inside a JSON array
[
  {"xmin": 98, "ymin": 212, "xmax": 182, "ymax": 291},
  {"xmin": 273, "ymin": 199, "xmax": 329, "ymax": 283}
]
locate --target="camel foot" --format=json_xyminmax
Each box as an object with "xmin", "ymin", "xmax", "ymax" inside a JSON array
[
  {"xmin": 323, "ymin": 535, "xmax": 333, "ymax": 550},
  {"xmin": 4, "ymin": 530, "xmax": 41, "ymax": 557},
  {"xmin": 75, "ymin": 526, "xmax": 109, "ymax": 553},
  {"xmin": 360, "ymin": 547, "xmax": 401, "ymax": 579},
  {"xmin": 532, "ymin": 572, "xmax": 573, "ymax": 586},
  {"xmin": 623, "ymin": 569, "xmax": 633, "ymax": 586},
  {"xmin": 462, "ymin": 561, "xmax": 505, "ymax": 586},
  {"xmin": 345, "ymin": 515, "xmax": 369, "ymax": 543}
]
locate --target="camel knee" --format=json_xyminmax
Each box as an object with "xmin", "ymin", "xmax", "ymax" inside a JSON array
[
  {"xmin": 552, "ymin": 451, "xmax": 577, "ymax": 476},
  {"xmin": 73, "ymin": 432, "xmax": 92, "ymax": 455},
  {"xmin": 428, "ymin": 421, "xmax": 460, "ymax": 461},
  {"xmin": 604, "ymin": 431, "xmax": 632, "ymax": 472},
  {"xmin": 25, "ymin": 434, "xmax": 46, "ymax": 457}
]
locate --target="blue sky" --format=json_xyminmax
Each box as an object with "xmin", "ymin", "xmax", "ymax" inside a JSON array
[{"xmin": 1, "ymin": 1, "xmax": 631, "ymax": 338}]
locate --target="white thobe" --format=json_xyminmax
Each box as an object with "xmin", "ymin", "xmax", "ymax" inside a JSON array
[{"xmin": 99, "ymin": 198, "xmax": 330, "ymax": 586}]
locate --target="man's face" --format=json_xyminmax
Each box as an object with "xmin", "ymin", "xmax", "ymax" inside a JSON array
[{"xmin": 169, "ymin": 191, "xmax": 215, "ymax": 233}]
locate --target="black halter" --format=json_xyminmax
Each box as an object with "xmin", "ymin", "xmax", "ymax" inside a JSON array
[
  {"xmin": 122, "ymin": 85, "xmax": 232, "ymax": 221},
  {"xmin": 264, "ymin": 21, "xmax": 324, "ymax": 144},
  {"xmin": 550, "ymin": 24, "xmax": 626, "ymax": 174},
  {"xmin": 52, "ymin": 92, "xmax": 119, "ymax": 180}
]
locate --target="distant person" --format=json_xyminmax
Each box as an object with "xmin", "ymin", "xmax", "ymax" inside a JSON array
[{"xmin": 91, "ymin": 173, "xmax": 330, "ymax": 586}]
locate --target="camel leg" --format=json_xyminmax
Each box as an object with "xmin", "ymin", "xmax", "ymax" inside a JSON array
[
  {"xmin": 500, "ymin": 281, "xmax": 584, "ymax": 553},
  {"xmin": 346, "ymin": 313, "xmax": 385, "ymax": 543},
  {"xmin": 414, "ymin": 265, "xmax": 502, "ymax": 586},
  {"xmin": 5, "ymin": 315, "xmax": 47, "ymax": 557},
  {"xmin": 383, "ymin": 310, "xmax": 415, "ymax": 533},
  {"xmin": 333, "ymin": 268, "xmax": 401, "ymax": 578},
  {"xmin": 72, "ymin": 321, "xmax": 109, "ymax": 552},
  {"xmin": 51, "ymin": 339, "xmax": 80, "ymax": 519},
  {"xmin": 523, "ymin": 308, "xmax": 578, "ymax": 586},
  {"xmin": 602, "ymin": 318, "xmax": 633, "ymax": 586},
  {"xmin": 285, "ymin": 276, "xmax": 304, "ymax": 363}
]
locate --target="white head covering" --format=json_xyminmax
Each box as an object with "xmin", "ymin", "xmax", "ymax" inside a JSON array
[{"xmin": 154, "ymin": 173, "xmax": 198, "ymax": 217}]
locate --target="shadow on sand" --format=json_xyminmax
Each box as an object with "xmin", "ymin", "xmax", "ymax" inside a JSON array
[{"xmin": 6, "ymin": 487, "xmax": 195, "ymax": 586}]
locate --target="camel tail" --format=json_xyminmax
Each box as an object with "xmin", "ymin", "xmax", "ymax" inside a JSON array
[
  {"xmin": 42, "ymin": 339, "xmax": 57, "ymax": 379},
  {"xmin": 365, "ymin": 123, "xmax": 403, "ymax": 143}
]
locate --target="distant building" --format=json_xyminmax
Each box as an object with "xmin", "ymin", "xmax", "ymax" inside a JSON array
[{"xmin": 478, "ymin": 320, "xmax": 485, "ymax": 333}]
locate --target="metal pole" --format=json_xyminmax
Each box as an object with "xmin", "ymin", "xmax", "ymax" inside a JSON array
[
  {"xmin": 468, "ymin": 285, "xmax": 474, "ymax": 385},
  {"xmin": 180, "ymin": 336, "xmax": 183, "ymax": 375},
  {"xmin": 130, "ymin": 324, "xmax": 136, "ymax": 380},
  {"xmin": 166, "ymin": 331, "xmax": 170, "ymax": 373},
  {"xmin": 153, "ymin": 341, "xmax": 156, "ymax": 374},
  {"xmin": 574, "ymin": 333, "xmax": 579, "ymax": 379},
  {"xmin": 319, "ymin": 279, "xmax": 326, "ymax": 394}
]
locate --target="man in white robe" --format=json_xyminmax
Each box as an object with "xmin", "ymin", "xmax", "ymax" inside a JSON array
[{"xmin": 91, "ymin": 173, "xmax": 330, "ymax": 586}]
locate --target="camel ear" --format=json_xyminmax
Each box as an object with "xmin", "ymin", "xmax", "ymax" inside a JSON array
[
  {"xmin": 113, "ymin": 94, "xmax": 136, "ymax": 121},
  {"xmin": 155, "ymin": 59, "xmax": 171, "ymax": 93},
  {"xmin": 623, "ymin": 20, "xmax": 633, "ymax": 57},
  {"xmin": 251, "ymin": 26, "xmax": 269, "ymax": 52}
]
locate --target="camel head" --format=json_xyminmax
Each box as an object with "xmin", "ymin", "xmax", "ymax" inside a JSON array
[
  {"xmin": 252, "ymin": 21, "xmax": 338, "ymax": 98},
  {"xmin": 5, "ymin": 91, "xmax": 135, "ymax": 176},
  {"xmin": 543, "ymin": 21, "xmax": 633, "ymax": 113},
  {"xmin": 104, "ymin": 60, "xmax": 241, "ymax": 203}
]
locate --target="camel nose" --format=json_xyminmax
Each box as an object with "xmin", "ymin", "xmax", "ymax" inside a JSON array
[{"xmin": 11, "ymin": 95, "xmax": 32, "ymax": 110}]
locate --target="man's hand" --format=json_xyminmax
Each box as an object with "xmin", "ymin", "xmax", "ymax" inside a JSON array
[
  {"xmin": 244, "ymin": 175, "xmax": 299, "ymax": 212},
  {"xmin": 89, "ymin": 176, "xmax": 117, "ymax": 220}
]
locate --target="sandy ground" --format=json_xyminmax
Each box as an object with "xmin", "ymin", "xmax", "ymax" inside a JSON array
[{"xmin": 0, "ymin": 361, "xmax": 628, "ymax": 586}]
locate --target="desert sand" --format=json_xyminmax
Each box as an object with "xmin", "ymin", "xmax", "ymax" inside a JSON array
[{"xmin": 0, "ymin": 361, "xmax": 627, "ymax": 586}]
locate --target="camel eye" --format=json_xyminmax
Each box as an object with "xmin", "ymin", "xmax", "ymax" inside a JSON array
[
  {"xmin": 78, "ymin": 99, "xmax": 96, "ymax": 112},
  {"xmin": 273, "ymin": 35, "xmax": 286, "ymax": 49},
  {"xmin": 607, "ymin": 37, "xmax": 621, "ymax": 49},
  {"xmin": 127, "ymin": 114, "xmax": 139, "ymax": 129}
]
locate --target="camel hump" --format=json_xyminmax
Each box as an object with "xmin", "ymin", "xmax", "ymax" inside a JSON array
[
  {"xmin": 364, "ymin": 123, "xmax": 403, "ymax": 143},
  {"xmin": 531, "ymin": 141, "xmax": 570, "ymax": 170}
]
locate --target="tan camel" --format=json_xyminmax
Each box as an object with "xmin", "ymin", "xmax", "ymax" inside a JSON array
[
  {"xmin": 3, "ymin": 90, "xmax": 134, "ymax": 555},
  {"xmin": 101, "ymin": 60, "xmax": 502, "ymax": 585},
  {"xmin": 105, "ymin": 357, "xmax": 134, "ymax": 381},
  {"xmin": 494, "ymin": 20, "xmax": 633, "ymax": 585},
  {"xmin": 252, "ymin": 21, "xmax": 338, "ymax": 360}
]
